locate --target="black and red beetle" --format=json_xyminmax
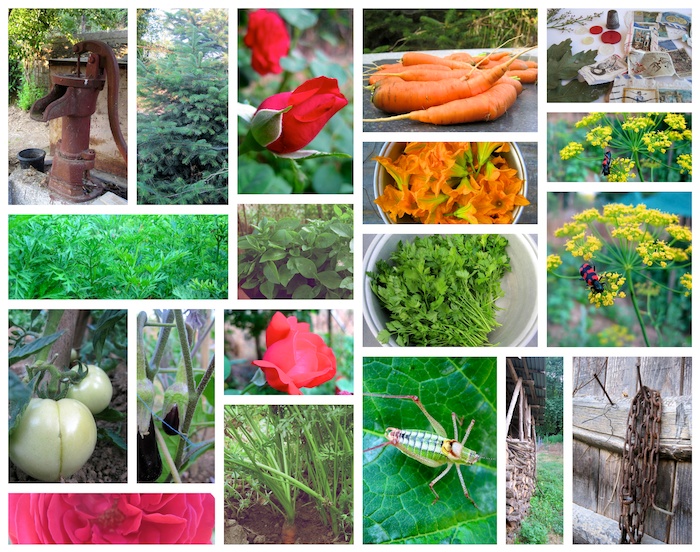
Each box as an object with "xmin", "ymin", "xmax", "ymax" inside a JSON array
[
  {"xmin": 601, "ymin": 150, "xmax": 612, "ymax": 176},
  {"xmin": 580, "ymin": 263, "xmax": 605, "ymax": 293}
]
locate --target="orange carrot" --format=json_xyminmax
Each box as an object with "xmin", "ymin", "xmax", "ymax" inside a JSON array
[
  {"xmin": 505, "ymin": 68, "xmax": 538, "ymax": 84},
  {"xmin": 401, "ymin": 51, "xmax": 472, "ymax": 69},
  {"xmin": 366, "ymin": 77, "xmax": 522, "ymax": 125},
  {"xmin": 371, "ymin": 47, "xmax": 534, "ymax": 114},
  {"xmin": 375, "ymin": 67, "xmax": 476, "ymax": 82},
  {"xmin": 367, "ymin": 63, "xmax": 452, "ymax": 85}
]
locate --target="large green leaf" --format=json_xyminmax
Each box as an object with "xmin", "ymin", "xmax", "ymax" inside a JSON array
[{"xmin": 363, "ymin": 357, "xmax": 497, "ymax": 544}]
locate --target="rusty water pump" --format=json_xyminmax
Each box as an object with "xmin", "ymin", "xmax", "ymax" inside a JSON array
[{"xmin": 30, "ymin": 40, "xmax": 127, "ymax": 202}]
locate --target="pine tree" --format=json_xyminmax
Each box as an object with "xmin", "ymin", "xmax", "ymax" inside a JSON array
[{"xmin": 137, "ymin": 9, "xmax": 228, "ymax": 205}]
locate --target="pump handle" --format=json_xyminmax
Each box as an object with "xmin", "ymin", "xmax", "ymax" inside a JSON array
[{"xmin": 73, "ymin": 40, "xmax": 128, "ymax": 163}]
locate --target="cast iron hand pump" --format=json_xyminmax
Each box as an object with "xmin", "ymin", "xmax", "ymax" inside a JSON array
[{"xmin": 31, "ymin": 39, "xmax": 127, "ymax": 202}]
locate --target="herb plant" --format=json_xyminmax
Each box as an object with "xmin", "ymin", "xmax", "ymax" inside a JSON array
[
  {"xmin": 238, "ymin": 204, "xmax": 353, "ymax": 299},
  {"xmin": 368, "ymin": 234, "xmax": 511, "ymax": 346},
  {"xmin": 548, "ymin": 201, "xmax": 691, "ymax": 346},
  {"xmin": 8, "ymin": 215, "xmax": 228, "ymax": 300},
  {"xmin": 553, "ymin": 113, "xmax": 692, "ymax": 182}
]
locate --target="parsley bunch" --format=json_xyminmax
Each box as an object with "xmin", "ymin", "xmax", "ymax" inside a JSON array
[{"xmin": 368, "ymin": 234, "xmax": 511, "ymax": 346}]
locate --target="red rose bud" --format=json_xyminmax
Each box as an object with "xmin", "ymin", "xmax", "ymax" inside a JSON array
[
  {"xmin": 244, "ymin": 9, "xmax": 290, "ymax": 75},
  {"xmin": 252, "ymin": 77, "xmax": 348, "ymax": 155},
  {"xmin": 252, "ymin": 312, "xmax": 336, "ymax": 395}
]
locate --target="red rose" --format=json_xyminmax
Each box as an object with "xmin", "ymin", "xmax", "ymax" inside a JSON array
[
  {"xmin": 253, "ymin": 312, "xmax": 337, "ymax": 395},
  {"xmin": 8, "ymin": 493, "xmax": 215, "ymax": 544},
  {"xmin": 244, "ymin": 9, "xmax": 290, "ymax": 76},
  {"xmin": 254, "ymin": 76, "xmax": 348, "ymax": 154}
]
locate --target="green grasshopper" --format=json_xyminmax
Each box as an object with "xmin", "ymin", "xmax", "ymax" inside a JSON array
[{"xmin": 364, "ymin": 393, "xmax": 483, "ymax": 508}]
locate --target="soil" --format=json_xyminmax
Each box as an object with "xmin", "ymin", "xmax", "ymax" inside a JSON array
[
  {"xmin": 9, "ymin": 359, "xmax": 128, "ymax": 483},
  {"xmin": 8, "ymin": 104, "xmax": 127, "ymax": 200},
  {"xmin": 224, "ymin": 495, "xmax": 342, "ymax": 544}
]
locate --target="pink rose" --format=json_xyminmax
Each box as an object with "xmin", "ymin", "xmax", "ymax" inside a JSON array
[
  {"xmin": 244, "ymin": 9, "xmax": 290, "ymax": 75},
  {"xmin": 253, "ymin": 312, "xmax": 337, "ymax": 395},
  {"xmin": 253, "ymin": 76, "xmax": 348, "ymax": 154},
  {"xmin": 8, "ymin": 494, "xmax": 215, "ymax": 544}
]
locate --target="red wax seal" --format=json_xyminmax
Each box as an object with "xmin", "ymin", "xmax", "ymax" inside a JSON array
[
  {"xmin": 590, "ymin": 26, "xmax": 604, "ymax": 34},
  {"xmin": 601, "ymin": 30, "xmax": 622, "ymax": 44}
]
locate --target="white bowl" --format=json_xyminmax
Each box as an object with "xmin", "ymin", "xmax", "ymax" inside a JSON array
[
  {"xmin": 363, "ymin": 233, "xmax": 538, "ymax": 347},
  {"xmin": 372, "ymin": 142, "xmax": 528, "ymax": 224}
]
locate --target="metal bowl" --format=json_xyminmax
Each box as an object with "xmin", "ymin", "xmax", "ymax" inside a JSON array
[
  {"xmin": 372, "ymin": 142, "xmax": 528, "ymax": 224},
  {"xmin": 364, "ymin": 233, "xmax": 538, "ymax": 347}
]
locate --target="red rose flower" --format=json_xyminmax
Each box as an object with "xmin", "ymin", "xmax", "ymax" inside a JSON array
[
  {"xmin": 253, "ymin": 76, "xmax": 348, "ymax": 154},
  {"xmin": 253, "ymin": 312, "xmax": 337, "ymax": 395},
  {"xmin": 244, "ymin": 9, "xmax": 290, "ymax": 75},
  {"xmin": 8, "ymin": 494, "xmax": 215, "ymax": 544}
]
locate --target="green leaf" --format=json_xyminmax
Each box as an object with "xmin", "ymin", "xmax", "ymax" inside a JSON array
[
  {"xmin": 92, "ymin": 310, "xmax": 127, "ymax": 363},
  {"xmin": 329, "ymin": 221, "xmax": 353, "ymax": 238},
  {"xmin": 260, "ymin": 249, "xmax": 287, "ymax": 262},
  {"xmin": 98, "ymin": 427, "xmax": 127, "ymax": 451},
  {"xmin": 8, "ymin": 330, "xmax": 65, "ymax": 364},
  {"xmin": 363, "ymin": 357, "xmax": 497, "ymax": 544},
  {"xmin": 316, "ymin": 270, "xmax": 342, "ymax": 289},
  {"xmin": 292, "ymin": 284, "xmax": 316, "ymax": 299},
  {"xmin": 260, "ymin": 280, "xmax": 277, "ymax": 299},
  {"xmin": 290, "ymin": 257, "xmax": 318, "ymax": 279},
  {"xmin": 279, "ymin": 8, "xmax": 319, "ymax": 30},
  {"xmin": 263, "ymin": 261, "xmax": 281, "ymax": 285},
  {"xmin": 94, "ymin": 407, "xmax": 127, "ymax": 422},
  {"xmin": 315, "ymin": 232, "xmax": 338, "ymax": 248},
  {"xmin": 8, "ymin": 371, "xmax": 33, "ymax": 435}
]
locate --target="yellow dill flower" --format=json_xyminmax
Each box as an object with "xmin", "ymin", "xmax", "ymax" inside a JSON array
[
  {"xmin": 572, "ymin": 208, "xmax": 601, "ymax": 223},
  {"xmin": 575, "ymin": 113, "xmax": 605, "ymax": 128},
  {"xmin": 667, "ymin": 224, "xmax": 692, "ymax": 242},
  {"xmin": 605, "ymin": 157, "xmax": 636, "ymax": 182},
  {"xmin": 677, "ymin": 153, "xmax": 692, "ymax": 175},
  {"xmin": 638, "ymin": 208, "xmax": 678, "ymax": 227},
  {"xmin": 554, "ymin": 221, "xmax": 587, "ymax": 238},
  {"xmin": 680, "ymin": 273, "xmax": 692, "ymax": 296},
  {"xmin": 587, "ymin": 272, "xmax": 625, "ymax": 307},
  {"xmin": 597, "ymin": 324, "xmax": 635, "ymax": 346},
  {"xmin": 560, "ymin": 141, "xmax": 584, "ymax": 160},
  {"xmin": 621, "ymin": 115, "xmax": 654, "ymax": 133},
  {"xmin": 611, "ymin": 223, "xmax": 645, "ymax": 241},
  {"xmin": 585, "ymin": 126, "xmax": 613, "ymax": 148},
  {"xmin": 547, "ymin": 254, "xmax": 562, "ymax": 271},
  {"xmin": 635, "ymin": 281, "xmax": 661, "ymax": 297},
  {"xmin": 565, "ymin": 234, "xmax": 602, "ymax": 260},
  {"xmin": 636, "ymin": 240, "xmax": 675, "ymax": 266},
  {"xmin": 602, "ymin": 203, "xmax": 637, "ymax": 220},
  {"xmin": 664, "ymin": 113, "xmax": 687, "ymax": 130},
  {"xmin": 641, "ymin": 130, "xmax": 672, "ymax": 153}
]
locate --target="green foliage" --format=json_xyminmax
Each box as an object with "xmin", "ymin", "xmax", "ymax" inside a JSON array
[
  {"xmin": 368, "ymin": 234, "xmax": 511, "ymax": 346},
  {"xmin": 363, "ymin": 357, "xmax": 497, "ymax": 544},
  {"xmin": 238, "ymin": 8, "xmax": 353, "ymax": 194},
  {"xmin": 137, "ymin": 9, "xmax": 228, "ymax": 204},
  {"xmin": 543, "ymin": 358, "xmax": 563, "ymax": 436},
  {"xmin": 516, "ymin": 457, "xmax": 564, "ymax": 544},
  {"xmin": 225, "ymin": 404, "xmax": 353, "ymax": 541},
  {"xmin": 7, "ymin": 215, "xmax": 228, "ymax": 300},
  {"xmin": 9, "ymin": 9, "xmax": 126, "ymax": 98},
  {"xmin": 16, "ymin": 73, "xmax": 46, "ymax": 110},
  {"xmin": 238, "ymin": 205, "xmax": 353, "ymax": 299},
  {"xmin": 363, "ymin": 9, "xmax": 537, "ymax": 52}
]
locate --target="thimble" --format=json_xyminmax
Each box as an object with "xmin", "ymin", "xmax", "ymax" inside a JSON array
[{"xmin": 606, "ymin": 10, "xmax": 620, "ymax": 30}]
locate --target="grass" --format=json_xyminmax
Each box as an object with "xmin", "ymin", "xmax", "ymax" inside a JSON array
[{"xmin": 515, "ymin": 448, "xmax": 564, "ymax": 544}]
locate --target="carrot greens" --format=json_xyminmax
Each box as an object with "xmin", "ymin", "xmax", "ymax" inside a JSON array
[{"xmin": 368, "ymin": 234, "xmax": 511, "ymax": 346}]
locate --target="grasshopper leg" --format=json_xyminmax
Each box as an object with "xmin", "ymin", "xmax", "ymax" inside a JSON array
[
  {"xmin": 429, "ymin": 463, "xmax": 454, "ymax": 504},
  {"xmin": 456, "ymin": 465, "xmax": 479, "ymax": 509}
]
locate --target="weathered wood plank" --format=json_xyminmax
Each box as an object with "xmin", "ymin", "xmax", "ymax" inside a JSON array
[
  {"xmin": 572, "ymin": 503, "xmax": 664, "ymax": 544},
  {"xmin": 573, "ymin": 439, "xmax": 599, "ymax": 510}
]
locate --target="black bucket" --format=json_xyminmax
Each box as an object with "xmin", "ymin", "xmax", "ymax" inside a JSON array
[{"xmin": 18, "ymin": 148, "xmax": 46, "ymax": 172}]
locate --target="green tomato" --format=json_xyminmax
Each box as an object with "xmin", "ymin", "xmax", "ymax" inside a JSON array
[
  {"xmin": 66, "ymin": 364, "xmax": 113, "ymax": 414},
  {"xmin": 9, "ymin": 398, "xmax": 97, "ymax": 481}
]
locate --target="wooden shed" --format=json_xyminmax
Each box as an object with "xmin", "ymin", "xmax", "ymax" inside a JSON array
[
  {"xmin": 505, "ymin": 357, "xmax": 547, "ymax": 543},
  {"xmin": 572, "ymin": 357, "xmax": 691, "ymax": 544}
]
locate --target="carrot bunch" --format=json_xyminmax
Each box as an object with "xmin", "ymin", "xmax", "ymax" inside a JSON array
[
  {"xmin": 364, "ymin": 48, "xmax": 537, "ymax": 125},
  {"xmin": 375, "ymin": 142, "xmax": 530, "ymax": 224}
]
